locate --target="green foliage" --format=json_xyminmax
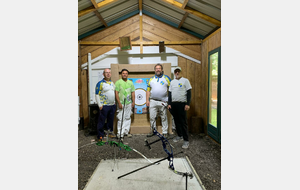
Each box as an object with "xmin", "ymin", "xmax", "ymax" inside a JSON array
[{"xmin": 210, "ymin": 52, "xmax": 218, "ymax": 76}]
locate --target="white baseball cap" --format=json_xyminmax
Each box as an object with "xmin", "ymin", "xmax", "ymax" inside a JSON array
[{"xmin": 174, "ymin": 67, "xmax": 181, "ymax": 71}]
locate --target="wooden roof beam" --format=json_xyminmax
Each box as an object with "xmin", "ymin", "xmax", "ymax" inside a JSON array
[
  {"xmin": 139, "ymin": 0, "xmax": 143, "ymax": 53},
  {"xmin": 80, "ymin": 40, "xmax": 202, "ymax": 46},
  {"xmin": 139, "ymin": 0, "xmax": 143, "ymax": 11},
  {"xmin": 178, "ymin": 12, "xmax": 189, "ymax": 28},
  {"xmin": 93, "ymin": 10, "xmax": 108, "ymax": 27},
  {"xmin": 90, "ymin": 0, "xmax": 98, "ymax": 9},
  {"xmin": 161, "ymin": 0, "xmax": 221, "ymax": 27},
  {"xmin": 181, "ymin": 0, "xmax": 189, "ymax": 9},
  {"xmin": 78, "ymin": 0, "xmax": 119, "ymax": 18}
]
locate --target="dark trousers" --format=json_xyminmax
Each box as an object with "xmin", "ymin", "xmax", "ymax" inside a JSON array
[
  {"xmin": 170, "ymin": 102, "xmax": 189, "ymax": 141},
  {"xmin": 97, "ymin": 105, "xmax": 116, "ymax": 139}
]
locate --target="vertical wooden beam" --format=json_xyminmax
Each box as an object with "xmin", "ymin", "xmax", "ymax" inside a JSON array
[
  {"xmin": 94, "ymin": 10, "xmax": 108, "ymax": 27},
  {"xmin": 78, "ymin": 42, "xmax": 83, "ymax": 118},
  {"xmin": 194, "ymin": 63, "xmax": 201, "ymax": 133},
  {"xmin": 139, "ymin": 0, "xmax": 143, "ymax": 11},
  {"xmin": 186, "ymin": 60, "xmax": 195, "ymax": 132},
  {"xmin": 178, "ymin": 12, "xmax": 189, "ymax": 28},
  {"xmin": 194, "ymin": 63, "xmax": 201, "ymax": 116},
  {"xmin": 139, "ymin": 11, "xmax": 143, "ymax": 54},
  {"xmin": 140, "ymin": 44, "xmax": 143, "ymax": 54},
  {"xmin": 81, "ymin": 69, "xmax": 89, "ymax": 128},
  {"xmin": 201, "ymin": 40, "xmax": 208, "ymax": 135},
  {"xmin": 182, "ymin": 0, "xmax": 189, "ymax": 9},
  {"xmin": 111, "ymin": 63, "xmax": 119, "ymax": 134}
]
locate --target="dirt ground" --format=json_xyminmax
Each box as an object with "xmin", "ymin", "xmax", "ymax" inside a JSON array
[{"xmin": 78, "ymin": 130, "xmax": 221, "ymax": 190}]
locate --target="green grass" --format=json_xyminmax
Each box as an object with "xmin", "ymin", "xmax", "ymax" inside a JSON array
[{"xmin": 210, "ymin": 108, "xmax": 217, "ymax": 127}]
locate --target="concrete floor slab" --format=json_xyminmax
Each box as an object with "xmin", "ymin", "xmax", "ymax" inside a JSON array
[{"xmin": 84, "ymin": 157, "xmax": 205, "ymax": 190}]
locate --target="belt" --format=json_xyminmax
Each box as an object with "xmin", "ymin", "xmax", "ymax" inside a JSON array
[{"xmin": 150, "ymin": 98, "xmax": 166, "ymax": 102}]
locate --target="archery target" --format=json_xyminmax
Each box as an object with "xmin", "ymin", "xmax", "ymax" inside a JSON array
[{"xmin": 135, "ymin": 88, "xmax": 146, "ymax": 106}]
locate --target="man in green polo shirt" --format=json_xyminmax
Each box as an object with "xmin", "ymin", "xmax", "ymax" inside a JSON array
[{"xmin": 115, "ymin": 69, "xmax": 135, "ymax": 142}]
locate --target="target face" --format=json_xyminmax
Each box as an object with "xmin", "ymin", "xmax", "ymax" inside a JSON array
[{"xmin": 135, "ymin": 88, "xmax": 146, "ymax": 106}]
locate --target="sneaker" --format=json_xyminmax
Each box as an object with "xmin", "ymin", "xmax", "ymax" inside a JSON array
[
  {"xmin": 108, "ymin": 131, "xmax": 116, "ymax": 138},
  {"xmin": 117, "ymin": 134, "xmax": 123, "ymax": 139},
  {"xmin": 120, "ymin": 137, "xmax": 124, "ymax": 143},
  {"xmin": 173, "ymin": 136, "xmax": 183, "ymax": 143},
  {"xmin": 98, "ymin": 136, "xmax": 106, "ymax": 142},
  {"xmin": 172, "ymin": 129, "xmax": 177, "ymax": 136},
  {"xmin": 126, "ymin": 134, "xmax": 133, "ymax": 138},
  {"xmin": 182, "ymin": 141, "xmax": 189, "ymax": 149},
  {"xmin": 163, "ymin": 134, "xmax": 168, "ymax": 138},
  {"xmin": 147, "ymin": 131, "xmax": 155, "ymax": 137}
]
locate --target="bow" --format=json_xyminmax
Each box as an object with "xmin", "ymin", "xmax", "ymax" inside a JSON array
[
  {"xmin": 147, "ymin": 120, "xmax": 193, "ymax": 179},
  {"xmin": 118, "ymin": 102, "xmax": 193, "ymax": 184}
]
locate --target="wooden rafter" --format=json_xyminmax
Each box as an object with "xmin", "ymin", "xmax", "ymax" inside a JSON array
[
  {"xmin": 181, "ymin": 0, "xmax": 189, "ymax": 9},
  {"xmin": 78, "ymin": 0, "xmax": 119, "ymax": 18},
  {"xmin": 78, "ymin": 7, "xmax": 95, "ymax": 17},
  {"xmin": 93, "ymin": 10, "xmax": 108, "ymax": 27},
  {"xmin": 139, "ymin": 0, "xmax": 143, "ymax": 11},
  {"xmin": 178, "ymin": 12, "xmax": 189, "ymax": 28},
  {"xmin": 90, "ymin": 0, "xmax": 98, "ymax": 9},
  {"xmin": 160, "ymin": 0, "xmax": 221, "ymax": 27},
  {"xmin": 139, "ymin": 0, "xmax": 143, "ymax": 53},
  {"xmin": 80, "ymin": 40, "xmax": 202, "ymax": 46}
]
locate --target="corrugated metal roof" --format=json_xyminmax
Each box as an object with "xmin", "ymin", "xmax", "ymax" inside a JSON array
[
  {"xmin": 78, "ymin": 0, "xmax": 221, "ymax": 39},
  {"xmin": 100, "ymin": 0, "xmax": 137, "ymax": 19},
  {"xmin": 187, "ymin": 0, "xmax": 221, "ymax": 21},
  {"xmin": 78, "ymin": 0, "xmax": 93, "ymax": 12}
]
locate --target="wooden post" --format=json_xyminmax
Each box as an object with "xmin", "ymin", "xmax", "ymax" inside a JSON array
[
  {"xmin": 78, "ymin": 42, "xmax": 83, "ymax": 118},
  {"xmin": 81, "ymin": 69, "xmax": 89, "ymax": 128}
]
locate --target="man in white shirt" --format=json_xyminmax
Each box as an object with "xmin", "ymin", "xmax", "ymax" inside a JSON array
[
  {"xmin": 95, "ymin": 68, "xmax": 116, "ymax": 141},
  {"xmin": 146, "ymin": 64, "xmax": 171, "ymax": 138},
  {"xmin": 167, "ymin": 67, "xmax": 192, "ymax": 149}
]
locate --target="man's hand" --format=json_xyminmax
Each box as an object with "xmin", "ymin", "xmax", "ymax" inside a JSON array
[
  {"xmin": 118, "ymin": 103, "xmax": 123, "ymax": 109},
  {"xmin": 184, "ymin": 105, "xmax": 190, "ymax": 111},
  {"xmin": 99, "ymin": 106, "xmax": 103, "ymax": 110},
  {"xmin": 146, "ymin": 101, "xmax": 150, "ymax": 107},
  {"xmin": 167, "ymin": 105, "xmax": 171, "ymax": 110},
  {"xmin": 131, "ymin": 103, "xmax": 135, "ymax": 108}
]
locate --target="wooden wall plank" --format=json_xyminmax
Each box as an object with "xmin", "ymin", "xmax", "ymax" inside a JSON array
[
  {"xmin": 178, "ymin": 56, "xmax": 187, "ymax": 78},
  {"xmin": 143, "ymin": 15, "xmax": 200, "ymax": 41},
  {"xmin": 143, "ymin": 31, "xmax": 201, "ymax": 60},
  {"xmin": 81, "ymin": 22, "xmax": 140, "ymax": 56},
  {"xmin": 167, "ymin": 45, "xmax": 201, "ymax": 60},
  {"xmin": 143, "ymin": 23, "xmax": 201, "ymax": 58},
  {"xmin": 195, "ymin": 63, "xmax": 201, "ymax": 117},
  {"xmin": 208, "ymin": 30, "xmax": 221, "ymax": 52},
  {"xmin": 81, "ymin": 15, "xmax": 140, "ymax": 41},
  {"xmin": 116, "ymin": 64, "xmax": 156, "ymax": 72},
  {"xmin": 201, "ymin": 40, "xmax": 208, "ymax": 134},
  {"xmin": 186, "ymin": 60, "xmax": 196, "ymax": 132},
  {"xmin": 193, "ymin": 63, "xmax": 201, "ymax": 133},
  {"xmin": 81, "ymin": 29, "xmax": 140, "ymax": 63},
  {"xmin": 110, "ymin": 64, "xmax": 119, "ymax": 83}
]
